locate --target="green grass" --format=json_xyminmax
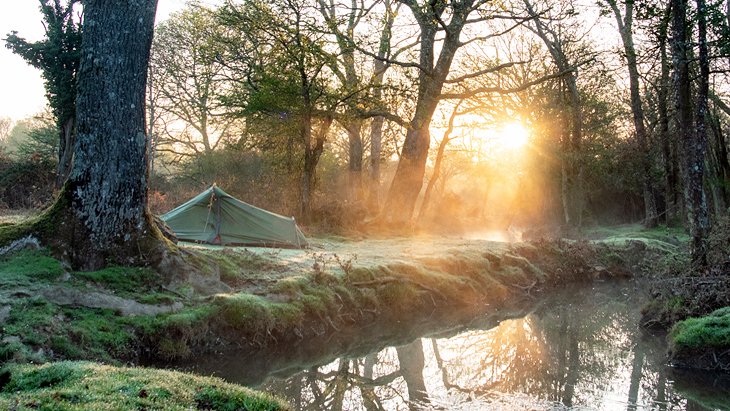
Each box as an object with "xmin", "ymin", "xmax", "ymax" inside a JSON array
[
  {"xmin": 72, "ymin": 266, "xmax": 163, "ymax": 296},
  {"xmin": 0, "ymin": 250, "xmax": 65, "ymax": 287},
  {"xmin": 0, "ymin": 361, "xmax": 290, "ymax": 410},
  {"xmin": 671, "ymin": 307, "xmax": 730, "ymax": 349},
  {"xmin": 0, "ymin": 296, "xmax": 152, "ymax": 363},
  {"xmin": 585, "ymin": 224, "xmax": 689, "ymax": 252}
]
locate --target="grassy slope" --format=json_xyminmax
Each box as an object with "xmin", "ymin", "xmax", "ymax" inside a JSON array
[
  {"xmin": 0, "ymin": 223, "xmax": 679, "ymax": 403},
  {"xmin": 0, "ymin": 361, "xmax": 289, "ymax": 410},
  {"xmin": 0, "ymin": 234, "xmax": 644, "ymax": 364}
]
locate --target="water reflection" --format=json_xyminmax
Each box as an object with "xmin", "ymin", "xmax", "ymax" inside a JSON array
[{"xmin": 251, "ymin": 282, "xmax": 730, "ymax": 410}]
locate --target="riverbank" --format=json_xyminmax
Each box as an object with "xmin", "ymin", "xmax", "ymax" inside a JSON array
[
  {"xmin": 0, "ymin": 237, "xmax": 638, "ymax": 363},
  {"xmin": 638, "ymin": 219, "xmax": 730, "ymax": 371},
  {"xmin": 0, "ymin": 225, "xmax": 680, "ymax": 408}
]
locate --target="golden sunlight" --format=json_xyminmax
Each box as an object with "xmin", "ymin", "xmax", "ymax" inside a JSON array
[{"xmin": 494, "ymin": 121, "xmax": 530, "ymax": 150}]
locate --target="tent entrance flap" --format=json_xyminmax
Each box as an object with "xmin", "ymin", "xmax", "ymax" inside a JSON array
[{"xmin": 160, "ymin": 186, "xmax": 308, "ymax": 248}]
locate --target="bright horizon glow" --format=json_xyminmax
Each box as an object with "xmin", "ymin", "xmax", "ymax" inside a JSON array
[{"xmin": 494, "ymin": 121, "xmax": 530, "ymax": 150}]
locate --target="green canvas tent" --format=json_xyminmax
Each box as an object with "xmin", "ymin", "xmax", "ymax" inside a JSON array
[{"xmin": 160, "ymin": 185, "xmax": 308, "ymax": 248}]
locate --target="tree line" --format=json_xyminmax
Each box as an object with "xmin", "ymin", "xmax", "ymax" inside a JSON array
[{"xmin": 3, "ymin": 0, "xmax": 730, "ymax": 267}]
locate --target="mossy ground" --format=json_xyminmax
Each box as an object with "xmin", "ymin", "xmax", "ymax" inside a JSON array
[
  {"xmin": 0, "ymin": 235, "xmax": 645, "ymax": 365},
  {"xmin": 0, "ymin": 225, "xmax": 666, "ymax": 404},
  {"xmin": 0, "ymin": 361, "xmax": 289, "ymax": 410},
  {"xmin": 668, "ymin": 307, "xmax": 730, "ymax": 370},
  {"xmin": 671, "ymin": 307, "xmax": 730, "ymax": 349}
]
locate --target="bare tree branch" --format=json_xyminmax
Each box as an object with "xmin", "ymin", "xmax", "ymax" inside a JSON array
[
  {"xmin": 440, "ymin": 66, "xmax": 577, "ymax": 99},
  {"xmin": 446, "ymin": 61, "xmax": 529, "ymax": 84}
]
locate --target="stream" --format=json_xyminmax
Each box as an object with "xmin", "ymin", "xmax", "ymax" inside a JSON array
[{"xmin": 182, "ymin": 281, "xmax": 730, "ymax": 410}]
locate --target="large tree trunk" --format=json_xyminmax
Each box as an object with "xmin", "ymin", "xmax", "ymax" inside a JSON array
[
  {"xmin": 381, "ymin": 0, "xmax": 473, "ymax": 223},
  {"xmin": 384, "ymin": 125, "xmax": 432, "ymax": 222},
  {"xmin": 49, "ymin": 0, "xmax": 159, "ymax": 269},
  {"xmin": 418, "ymin": 101, "xmax": 461, "ymax": 220}
]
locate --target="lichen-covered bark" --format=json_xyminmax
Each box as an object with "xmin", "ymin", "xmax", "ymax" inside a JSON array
[
  {"xmin": 672, "ymin": 0, "xmax": 709, "ymax": 265},
  {"xmin": 61, "ymin": 0, "xmax": 159, "ymax": 269}
]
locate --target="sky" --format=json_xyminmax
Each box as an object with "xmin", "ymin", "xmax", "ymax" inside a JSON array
[
  {"xmin": 0, "ymin": 0, "xmax": 187, "ymax": 122},
  {"xmin": 0, "ymin": 1, "xmax": 619, "ymax": 124}
]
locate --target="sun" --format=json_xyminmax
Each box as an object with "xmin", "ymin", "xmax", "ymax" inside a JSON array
[{"xmin": 494, "ymin": 121, "xmax": 530, "ymax": 150}]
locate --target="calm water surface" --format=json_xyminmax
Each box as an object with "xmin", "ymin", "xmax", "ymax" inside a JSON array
[{"xmin": 188, "ymin": 281, "xmax": 730, "ymax": 410}]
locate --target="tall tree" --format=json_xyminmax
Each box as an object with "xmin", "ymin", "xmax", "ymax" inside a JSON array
[
  {"xmin": 367, "ymin": 0, "xmax": 398, "ymax": 209},
  {"xmin": 218, "ymin": 0, "xmax": 337, "ymax": 220},
  {"xmin": 672, "ymin": 0, "xmax": 709, "ymax": 265},
  {"xmin": 690, "ymin": 0, "xmax": 711, "ymax": 263},
  {"xmin": 5, "ymin": 0, "xmax": 82, "ymax": 187},
  {"xmin": 603, "ymin": 0, "xmax": 659, "ymax": 228},
  {"xmin": 523, "ymin": 0, "xmax": 586, "ymax": 230},
  {"xmin": 317, "ymin": 0, "xmax": 369, "ymax": 202},
  {"xmin": 380, "ymin": 0, "xmax": 492, "ymax": 223},
  {"xmin": 150, "ymin": 7, "xmax": 239, "ymax": 162},
  {"xmin": 52, "ymin": 0, "xmax": 159, "ymax": 269},
  {"xmin": 655, "ymin": 2, "xmax": 679, "ymax": 223}
]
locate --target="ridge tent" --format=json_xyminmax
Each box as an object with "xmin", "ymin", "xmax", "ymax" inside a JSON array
[{"xmin": 160, "ymin": 185, "xmax": 308, "ymax": 248}]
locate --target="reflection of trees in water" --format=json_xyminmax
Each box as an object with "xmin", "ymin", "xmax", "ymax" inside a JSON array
[
  {"xmin": 261, "ymin": 285, "xmax": 716, "ymax": 410},
  {"xmin": 429, "ymin": 288, "xmax": 669, "ymax": 408},
  {"xmin": 263, "ymin": 345, "xmax": 418, "ymax": 410}
]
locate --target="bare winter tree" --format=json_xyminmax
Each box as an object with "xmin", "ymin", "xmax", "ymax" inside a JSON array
[
  {"xmin": 602, "ymin": 0, "xmax": 659, "ymax": 228},
  {"xmin": 521, "ymin": 0, "xmax": 588, "ymax": 230},
  {"xmin": 0, "ymin": 117, "xmax": 12, "ymax": 144},
  {"xmin": 150, "ymin": 7, "xmax": 240, "ymax": 163}
]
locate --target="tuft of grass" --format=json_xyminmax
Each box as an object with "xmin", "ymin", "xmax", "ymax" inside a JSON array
[
  {"xmin": 377, "ymin": 281, "xmax": 420, "ymax": 312},
  {"xmin": 0, "ymin": 361, "xmax": 290, "ymax": 410},
  {"xmin": 193, "ymin": 248, "xmax": 272, "ymax": 286},
  {"xmin": 3, "ymin": 296, "xmax": 57, "ymax": 349},
  {"xmin": 213, "ymin": 293, "xmax": 276, "ymax": 330},
  {"xmin": 671, "ymin": 307, "xmax": 730, "ymax": 349},
  {"xmin": 61, "ymin": 308, "xmax": 136, "ymax": 360},
  {"xmin": 151, "ymin": 306, "xmax": 216, "ymax": 360},
  {"xmin": 0, "ymin": 250, "xmax": 65, "ymax": 286},
  {"xmin": 138, "ymin": 292, "xmax": 177, "ymax": 305},
  {"xmin": 194, "ymin": 385, "xmax": 287, "ymax": 411}
]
